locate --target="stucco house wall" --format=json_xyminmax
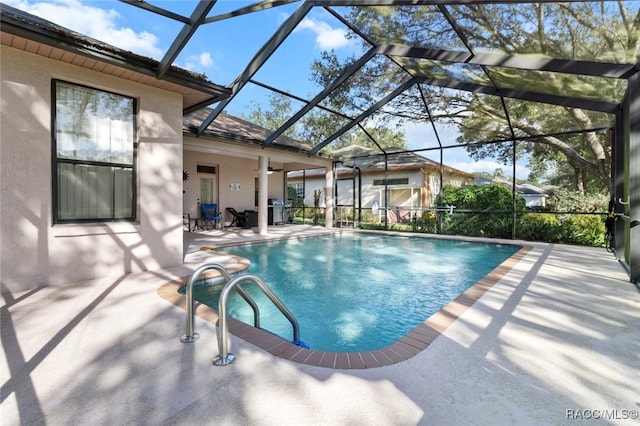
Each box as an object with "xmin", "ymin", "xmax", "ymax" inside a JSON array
[
  {"xmin": 293, "ymin": 174, "xmax": 328, "ymax": 207},
  {"xmin": 358, "ymin": 170, "xmax": 424, "ymax": 207},
  {"xmin": 1, "ymin": 45, "xmax": 184, "ymax": 291}
]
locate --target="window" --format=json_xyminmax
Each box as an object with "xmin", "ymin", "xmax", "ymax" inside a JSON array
[
  {"xmin": 200, "ymin": 177, "xmax": 214, "ymax": 204},
  {"xmin": 290, "ymin": 183, "xmax": 304, "ymax": 199},
  {"xmin": 196, "ymin": 165, "xmax": 216, "ymax": 174},
  {"xmin": 373, "ymin": 178, "xmax": 409, "ymax": 186},
  {"xmin": 53, "ymin": 80, "xmax": 136, "ymax": 222}
]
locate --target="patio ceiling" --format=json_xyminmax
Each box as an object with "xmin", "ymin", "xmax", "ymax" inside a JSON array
[{"xmin": 31, "ymin": 0, "xmax": 640, "ymax": 157}]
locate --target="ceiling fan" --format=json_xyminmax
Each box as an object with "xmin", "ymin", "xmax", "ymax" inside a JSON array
[{"xmin": 254, "ymin": 158, "xmax": 284, "ymax": 173}]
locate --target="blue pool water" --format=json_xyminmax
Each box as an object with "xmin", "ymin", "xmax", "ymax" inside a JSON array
[{"xmin": 191, "ymin": 233, "xmax": 519, "ymax": 352}]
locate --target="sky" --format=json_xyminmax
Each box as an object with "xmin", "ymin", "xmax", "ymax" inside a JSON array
[{"xmin": 6, "ymin": 0, "xmax": 531, "ymax": 179}]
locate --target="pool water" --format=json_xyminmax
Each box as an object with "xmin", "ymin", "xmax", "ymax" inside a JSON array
[{"xmin": 191, "ymin": 233, "xmax": 519, "ymax": 352}]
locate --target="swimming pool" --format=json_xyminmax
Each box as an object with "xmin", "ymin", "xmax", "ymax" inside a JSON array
[{"xmin": 189, "ymin": 232, "xmax": 520, "ymax": 352}]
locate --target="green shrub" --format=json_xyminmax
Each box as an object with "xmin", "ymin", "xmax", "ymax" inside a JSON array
[
  {"xmin": 439, "ymin": 184, "xmax": 526, "ymax": 211},
  {"xmin": 353, "ymin": 183, "xmax": 608, "ymax": 247},
  {"xmin": 415, "ymin": 210, "xmax": 439, "ymax": 233},
  {"xmin": 444, "ymin": 212, "xmax": 513, "ymax": 238},
  {"xmin": 517, "ymin": 213, "xmax": 562, "ymax": 242},
  {"xmin": 560, "ymin": 214, "xmax": 605, "ymax": 246},
  {"xmin": 515, "ymin": 213, "xmax": 606, "ymax": 246},
  {"xmin": 425, "ymin": 184, "xmax": 522, "ymax": 238}
]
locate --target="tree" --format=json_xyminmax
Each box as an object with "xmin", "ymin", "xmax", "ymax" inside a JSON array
[
  {"xmin": 242, "ymin": 94, "xmax": 302, "ymax": 140},
  {"xmin": 311, "ymin": 2, "xmax": 639, "ymax": 194},
  {"xmin": 242, "ymin": 91, "xmax": 407, "ymax": 152},
  {"xmin": 325, "ymin": 125, "xmax": 407, "ymax": 152}
]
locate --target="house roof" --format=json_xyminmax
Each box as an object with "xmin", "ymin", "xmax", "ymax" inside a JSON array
[
  {"xmin": 517, "ymin": 183, "xmax": 547, "ymax": 196},
  {"xmin": 0, "ymin": 3, "xmax": 230, "ymax": 110},
  {"xmin": 289, "ymin": 146, "xmax": 475, "ymax": 179},
  {"xmin": 339, "ymin": 146, "xmax": 474, "ymax": 178},
  {"xmin": 183, "ymin": 109, "xmax": 316, "ymax": 154},
  {"xmin": 476, "ymin": 177, "xmax": 548, "ymax": 196}
]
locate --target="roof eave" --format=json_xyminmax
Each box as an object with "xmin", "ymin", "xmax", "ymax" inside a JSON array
[
  {"xmin": 0, "ymin": 4, "xmax": 231, "ymax": 102},
  {"xmin": 182, "ymin": 126, "xmax": 320, "ymax": 157}
]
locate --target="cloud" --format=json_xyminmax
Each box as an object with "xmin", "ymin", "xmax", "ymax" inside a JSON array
[
  {"xmin": 181, "ymin": 52, "xmax": 216, "ymax": 72},
  {"xmin": 5, "ymin": 0, "xmax": 163, "ymax": 59},
  {"xmin": 447, "ymin": 159, "xmax": 530, "ymax": 179},
  {"xmin": 447, "ymin": 159, "xmax": 503, "ymax": 174},
  {"xmin": 198, "ymin": 52, "xmax": 214, "ymax": 67},
  {"xmin": 297, "ymin": 18, "xmax": 351, "ymax": 50}
]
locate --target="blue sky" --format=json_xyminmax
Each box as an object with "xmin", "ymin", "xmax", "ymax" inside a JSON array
[{"xmin": 7, "ymin": 0, "xmax": 531, "ymax": 179}]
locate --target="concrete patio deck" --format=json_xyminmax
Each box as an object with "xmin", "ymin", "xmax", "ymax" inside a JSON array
[{"xmin": 2, "ymin": 225, "xmax": 639, "ymax": 425}]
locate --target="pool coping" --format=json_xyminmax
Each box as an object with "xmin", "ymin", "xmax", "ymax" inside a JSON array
[{"xmin": 158, "ymin": 232, "xmax": 532, "ymax": 369}]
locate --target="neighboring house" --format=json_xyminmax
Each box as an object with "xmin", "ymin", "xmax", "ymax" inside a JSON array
[
  {"xmin": 0, "ymin": 5, "xmax": 331, "ymax": 292},
  {"xmin": 476, "ymin": 177, "xmax": 548, "ymax": 208},
  {"xmin": 517, "ymin": 183, "xmax": 548, "ymax": 209},
  {"xmin": 288, "ymin": 146, "xmax": 475, "ymax": 223}
]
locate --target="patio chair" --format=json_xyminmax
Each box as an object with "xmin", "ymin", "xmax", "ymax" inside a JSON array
[
  {"xmin": 200, "ymin": 203, "xmax": 222, "ymax": 229},
  {"xmin": 226, "ymin": 207, "xmax": 248, "ymax": 228}
]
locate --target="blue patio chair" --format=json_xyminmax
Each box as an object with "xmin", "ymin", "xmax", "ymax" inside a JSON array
[{"xmin": 200, "ymin": 203, "xmax": 222, "ymax": 230}]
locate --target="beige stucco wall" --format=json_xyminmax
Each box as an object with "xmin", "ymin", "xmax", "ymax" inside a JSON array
[
  {"xmin": 1, "ymin": 46, "xmax": 184, "ymax": 291},
  {"xmin": 291, "ymin": 169, "xmax": 424, "ymax": 208},
  {"xmin": 292, "ymin": 175, "xmax": 327, "ymax": 207}
]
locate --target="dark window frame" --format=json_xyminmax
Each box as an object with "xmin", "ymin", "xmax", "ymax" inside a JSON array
[
  {"xmin": 197, "ymin": 164, "xmax": 216, "ymax": 174},
  {"xmin": 51, "ymin": 79, "xmax": 137, "ymax": 224},
  {"xmin": 373, "ymin": 178, "xmax": 409, "ymax": 186}
]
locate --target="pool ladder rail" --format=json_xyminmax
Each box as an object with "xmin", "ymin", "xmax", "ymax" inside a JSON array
[{"xmin": 180, "ymin": 262, "xmax": 300, "ymax": 366}]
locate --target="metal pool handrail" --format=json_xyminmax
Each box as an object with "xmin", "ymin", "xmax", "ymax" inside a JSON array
[
  {"xmin": 214, "ymin": 273, "xmax": 300, "ymax": 366},
  {"xmin": 179, "ymin": 262, "xmax": 300, "ymax": 366},
  {"xmin": 180, "ymin": 262, "xmax": 260, "ymax": 343}
]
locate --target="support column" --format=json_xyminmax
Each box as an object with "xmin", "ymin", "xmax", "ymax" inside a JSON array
[
  {"xmin": 613, "ymin": 111, "xmax": 625, "ymax": 256},
  {"xmin": 258, "ymin": 155, "xmax": 269, "ymax": 235},
  {"xmin": 325, "ymin": 167, "xmax": 334, "ymax": 228},
  {"xmin": 628, "ymin": 73, "xmax": 640, "ymax": 283}
]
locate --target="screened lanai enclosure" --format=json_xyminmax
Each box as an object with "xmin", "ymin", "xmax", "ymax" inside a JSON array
[{"xmin": 49, "ymin": 0, "xmax": 640, "ymax": 281}]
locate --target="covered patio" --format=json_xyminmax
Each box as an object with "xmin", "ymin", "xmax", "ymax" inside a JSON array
[{"xmin": 2, "ymin": 227, "xmax": 638, "ymax": 424}]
